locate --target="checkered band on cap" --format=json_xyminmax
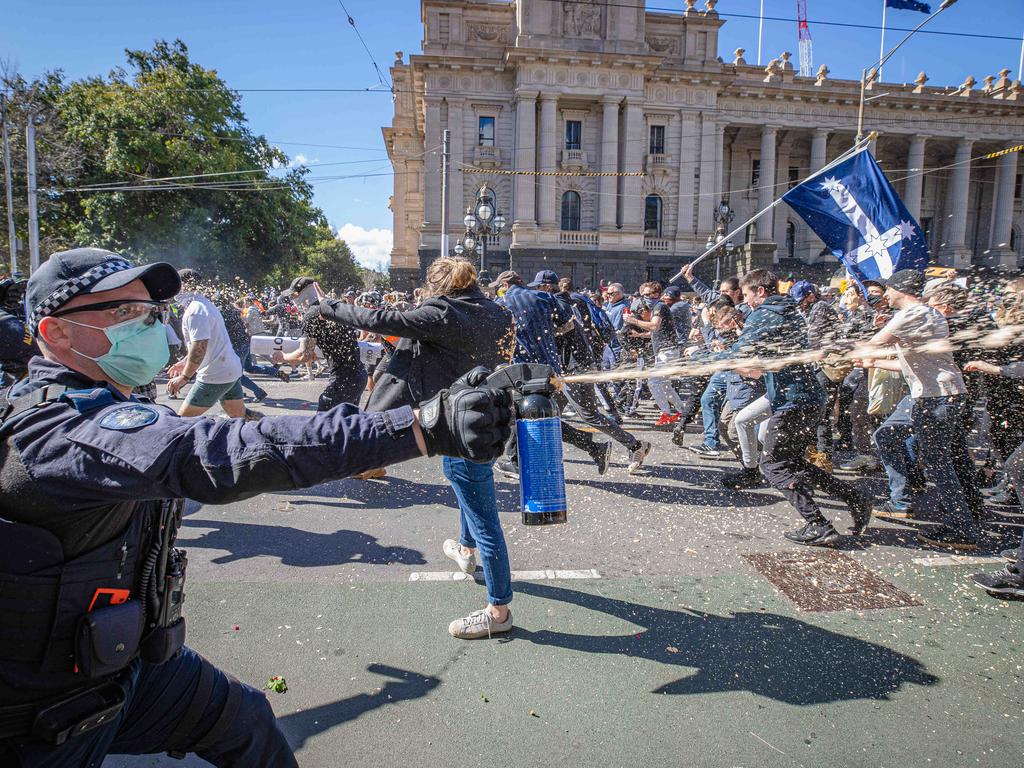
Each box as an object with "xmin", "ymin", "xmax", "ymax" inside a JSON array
[{"xmin": 29, "ymin": 258, "xmax": 134, "ymax": 332}]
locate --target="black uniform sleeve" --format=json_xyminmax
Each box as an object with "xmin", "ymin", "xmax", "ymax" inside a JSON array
[{"xmin": 319, "ymin": 299, "xmax": 449, "ymax": 343}]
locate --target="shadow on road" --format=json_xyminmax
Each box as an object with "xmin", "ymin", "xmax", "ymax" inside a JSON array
[
  {"xmin": 178, "ymin": 519, "xmax": 426, "ymax": 566},
  {"xmin": 511, "ymin": 582, "xmax": 939, "ymax": 705},
  {"xmin": 281, "ymin": 475, "xmax": 519, "ymax": 512},
  {"xmin": 278, "ymin": 664, "xmax": 440, "ymax": 751}
]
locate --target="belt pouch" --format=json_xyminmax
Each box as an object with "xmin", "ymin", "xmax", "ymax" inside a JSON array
[
  {"xmin": 75, "ymin": 600, "xmax": 144, "ymax": 679},
  {"xmin": 140, "ymin": 617, "xmax": 186, "ymax": 665}
]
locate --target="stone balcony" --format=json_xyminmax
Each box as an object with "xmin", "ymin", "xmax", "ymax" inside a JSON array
[
  {"xmin": 559, "ymin": 230, "xmax": 599, "ymax": 247},
  {"xmin": 644, "ymin": 236, "xmax": 671, "ymax": 253},
  {"xmin": 560, "ymin": 148, "xmax": 589, "ymax": 170},
  {"xmin": 473, "ymin": 145, "xmax": 503, "ymax": 168},
  {"xmin": 644, "ymin": 153, "xmax": 672, "ymax": 175}
]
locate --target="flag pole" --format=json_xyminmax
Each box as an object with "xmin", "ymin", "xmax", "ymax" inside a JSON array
[
  {"xmin": 757, "ymin": 0, "xmax": 765, "ymax": 66},
  {"xmin": 879, "ymin": 0, "xmax": 888, "ymax": 81},
  {"xmin": 1018, "ymin": 26, "xmax": 1024, "ymax": 81},
  {"xmin": 670, "ymin": 136, "xmax": 873, "ymax": 281}
]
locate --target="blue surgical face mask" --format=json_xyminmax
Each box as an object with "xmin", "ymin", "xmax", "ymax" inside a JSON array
[{"xmin": 63, "ymin": 315, "xmax": 170, "ymax": 387}]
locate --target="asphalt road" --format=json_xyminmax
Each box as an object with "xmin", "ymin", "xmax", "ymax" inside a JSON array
[{"xmin": 104, "ymin": 374, "xmax": 1024, "ymax": 768}]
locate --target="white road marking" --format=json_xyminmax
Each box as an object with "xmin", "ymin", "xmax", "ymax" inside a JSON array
[
  {"xmin": 409, "ymin": 568, "xmax": 601, "ymax": 582},
  {"xmin": 912, "ymin": 555, "xmax": 1004, "ymax": 567}
]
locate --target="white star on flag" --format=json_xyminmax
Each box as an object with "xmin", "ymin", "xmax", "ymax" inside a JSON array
[{"xmin": 819, "ymin": 176, "xmax": 913, "ymax": 278}]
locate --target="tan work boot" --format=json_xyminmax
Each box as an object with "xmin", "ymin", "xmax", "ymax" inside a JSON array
[{"xmin": 806, "ymin": 447, "xmax": 833, "ymax": 473}]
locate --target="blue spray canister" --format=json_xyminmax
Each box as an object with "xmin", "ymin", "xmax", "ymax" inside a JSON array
[{"xmin": 486, "ymin": 364, "xmax": 567, "ymax": 526}]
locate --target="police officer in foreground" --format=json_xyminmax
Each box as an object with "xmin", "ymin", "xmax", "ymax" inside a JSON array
[{"xmin": 0, "ymin": 248, "xmax": 512, "ymax": 766}]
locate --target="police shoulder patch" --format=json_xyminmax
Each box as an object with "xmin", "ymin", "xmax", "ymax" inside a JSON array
[{"xmin": 99, "ymin": 404, "xmax": 160, "ymax": 431}]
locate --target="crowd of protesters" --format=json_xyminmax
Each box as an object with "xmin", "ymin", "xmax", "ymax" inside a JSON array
[{"xmin": 2, "ymin": 257, "xmax": 1021, "ymax": 613}]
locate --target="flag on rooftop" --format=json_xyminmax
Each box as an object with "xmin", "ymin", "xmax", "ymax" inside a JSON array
[
  {"xmin": 885, "ymin": 0, "xmax": 932, "ymax": 13},
  {"xmin": 781, "ymin": 149, "xmax": 929, "ymax": 283}
]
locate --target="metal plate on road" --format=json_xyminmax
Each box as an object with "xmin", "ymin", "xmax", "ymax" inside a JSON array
[{"xmin": 744, "ymin": 550, "xmax": 922, "ymax": 612}]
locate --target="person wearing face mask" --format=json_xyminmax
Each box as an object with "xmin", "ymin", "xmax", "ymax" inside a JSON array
[{"xmin": 0, "ymin": 249, "xmax": 513, "ymax": 766}]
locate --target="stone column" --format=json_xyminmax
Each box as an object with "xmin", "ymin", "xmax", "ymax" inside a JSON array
[
  {"xmin": 904, "ymin": 135, "xmax": 927, "ymax": 221},
  {"xmin": 447, "ymin": 98, "xmax": 465, "ymax": 233},
  {"xmin": 773, "ymin": 142, "xmax": 790, "ymax": 259},
  {"xmin": 675, "ymin": 112, "xmax": 699, "ymax": 239},
  {"xmin": 423, "ymin": 99, "xmax": 443, "ymax": 227},
  {"xmin": 598, "ymin": 96, "xmax": 620, "ymax": 230},
  {"xmin": 512, "ymin": 92, "xmax": 537, "ymax": 229},
  {"xmin": 537, "ymin": 93, "xmax": 558, "ymax": 229},
  {"xmin": 621, "ymin": 97, "xmax": 645, "ymax": 233},
  {"xmin": 989, "ymin": 144, "xmax": 1019, "ymax": 265},
  {"xmin": 810, "ymin": 129, "xmax": 829, "ymax": 171},
  {"xmin": 756, "ymin": 126, "xmax": 778, "ymax": 241},
  {"xmin": 940, "ymin": 138, "xmax": 973, "ymax": 266},
  {"xmin": 696, "ymin": 115, "xmax": 721, "ymax": 234}
]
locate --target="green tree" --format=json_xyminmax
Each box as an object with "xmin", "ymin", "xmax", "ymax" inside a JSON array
[{"xmin": 2, "ymin": 40, "xmax": 328, "ymax": 282}]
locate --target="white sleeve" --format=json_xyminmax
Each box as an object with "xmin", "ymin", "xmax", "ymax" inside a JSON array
[{"xmin": 183, "ymin": 308, "xmax": 211, "ymax": 342}]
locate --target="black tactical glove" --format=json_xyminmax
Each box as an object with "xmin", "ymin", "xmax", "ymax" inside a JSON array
[{"xmin": 417, "ymin": 367, "xmax": 513, "ymax": 462}]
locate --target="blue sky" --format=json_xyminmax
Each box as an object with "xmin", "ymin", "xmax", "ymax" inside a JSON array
[{"xmin": 3, "ymin": 0, "xmax": 1022, "ymax": 270}]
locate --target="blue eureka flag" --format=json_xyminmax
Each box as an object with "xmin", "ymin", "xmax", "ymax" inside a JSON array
[
  {"xmin": 886, "ymin": 0, "xmax": 931, "ymax": 13},
  {"xmin": 782, "ymin": 149, "xmax": 929, "ymax": 282}
]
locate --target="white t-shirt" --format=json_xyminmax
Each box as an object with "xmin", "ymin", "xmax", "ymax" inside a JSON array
[
  {"xmin": 881, "ymin": 303, "xmax": 966, "ymax": 399},
  {"xmin": 180, "ymin": 295, "xmax": 244, "ymax": 385}
]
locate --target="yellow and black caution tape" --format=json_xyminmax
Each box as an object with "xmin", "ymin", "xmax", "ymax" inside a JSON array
[
  {"xmin": 462, "ymin": 166, "xmax": 646, "ymax": 177},
  {"xmin": 983, "ymin": 143, "xmax": 1024, "ymax": 160}
]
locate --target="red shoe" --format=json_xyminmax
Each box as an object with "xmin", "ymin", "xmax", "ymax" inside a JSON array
[
  {"xmin": 668, "ymin": 413, "xmax": 681, "ymax": 423},
  {"xmin": 654, "ymin": 413, "xmax": 674, "ymax": 427}
]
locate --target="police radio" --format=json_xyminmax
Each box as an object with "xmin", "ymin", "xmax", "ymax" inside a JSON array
[{"xmin": 486, "ymin": 364, "xmax": 567, "ymax": 526}]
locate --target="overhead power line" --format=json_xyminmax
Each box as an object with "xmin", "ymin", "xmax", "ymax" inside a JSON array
[{"xmin": 336, "ymin": 0, "xmax": 393, "ymax": 92}]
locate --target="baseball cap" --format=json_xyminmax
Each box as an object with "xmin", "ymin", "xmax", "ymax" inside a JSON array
[
  {"xmin": 527, "ymin": 269, "xmax": 560, "ymax": 288},
  {"xmin": 488, "ymin": 270, "xmax": 520, "ymax": 289},
  {"xmin": 27, "ymin": 248, "xmax": 180, "ymax": 334},
  {"xmin": 788, "ymin": 280, "xmax": 816, "ymax": 303},
  {"xmin": 662, "ymin": 285, "xmax": 682, "ymax": 299},
  {"xmin": 283, "ymin": 276, "xmax": 317, "ymax": 296},
  {"xmin": 880, "ymin": 269, "xmax": 925, "ymax": 296}
]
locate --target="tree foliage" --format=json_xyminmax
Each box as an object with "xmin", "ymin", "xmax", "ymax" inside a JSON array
[{"xmin": 0, "ymin": 40, "xmax": 360, "ymax": 286}]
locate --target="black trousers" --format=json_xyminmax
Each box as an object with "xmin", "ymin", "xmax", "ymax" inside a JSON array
[
  {"xmin": 761, "ymin": 404, "xmax": 862, "ymax": 525},
  {"xmin": 558, "ymin": 384, "xmax": 641, "ymax": 452},
  {"xmin": 815, "ymin": 370, "xmax": 841, "ymax": 455},
  {"xmin": 318, "ymin": 367, "xmax": 368, "ymax": 412}
]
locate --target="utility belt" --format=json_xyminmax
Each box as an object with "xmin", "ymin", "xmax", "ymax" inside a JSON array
[{"xmin": 0, "ymin": 502, "xmax": 188, "ymax": 744}]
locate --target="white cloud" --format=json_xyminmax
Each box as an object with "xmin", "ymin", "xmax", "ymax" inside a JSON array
[{"xmin": 337, "ymin": 223, "xmax": 393, "ymax": 272}]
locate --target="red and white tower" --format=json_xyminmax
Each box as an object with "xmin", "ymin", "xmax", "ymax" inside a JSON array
[{"xmin": 797, "ymin": 0, "xmax": 813, "ymax": 77}]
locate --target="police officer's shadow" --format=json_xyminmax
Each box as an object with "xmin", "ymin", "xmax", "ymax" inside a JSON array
[
  {"xmin": 278, "ymin": 664, "xmax": 440, "ymax": 751},
  {"xmin": 508, "ymin": 581, "xmax": 939, "ymax": 705},
  {"xmin": 177, "ymin": 519, "xmax": 426, "ymax": 567}
]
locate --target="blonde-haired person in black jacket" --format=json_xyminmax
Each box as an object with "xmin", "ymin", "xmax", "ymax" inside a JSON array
[{"xmin": 320, "ymin": 257, "xmax": 518, "ymax": 639}]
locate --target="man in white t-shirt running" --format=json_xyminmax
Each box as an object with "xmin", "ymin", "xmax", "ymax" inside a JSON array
[
  {"xmin": 864, "ymin": 268, "xmax": 984, "ymax": 551},
  {"xmin": 166, "ymin": 269, "xmax": 246, "ymax": 418}
]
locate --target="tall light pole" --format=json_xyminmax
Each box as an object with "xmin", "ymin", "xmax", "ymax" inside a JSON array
[
  {"xmin": 454, "ymin": 185, "xmax": 506, "ymax": 276},
  {"xmin": 856, "ymin": 0, "xmax": 958, "ymax": 144},
  {"xmin": 25, "ymin": 113, "xmax": 40, "ymax": 273}
]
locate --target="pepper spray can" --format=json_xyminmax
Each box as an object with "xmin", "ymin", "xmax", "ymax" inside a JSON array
[{"xmin": 486, "ymin": 364, "xmax": 567, "ymax": 526}]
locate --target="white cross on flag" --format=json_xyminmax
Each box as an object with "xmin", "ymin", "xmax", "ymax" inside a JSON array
[{"xmin": 782, "ymin": 149, "xmax": 929, "ymax": 282}]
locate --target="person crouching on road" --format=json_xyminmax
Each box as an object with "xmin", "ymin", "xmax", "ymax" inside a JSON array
[{"xmin": 320, "ymin": 257, "xmax": 518, "ymax": 640}]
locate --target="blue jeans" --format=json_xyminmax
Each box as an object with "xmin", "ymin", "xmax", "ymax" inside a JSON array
[
  {"xmin": 4, "ymin": 647, "xmax": 295, "ymax": 766},
  {"xmin": 912, "ymin": 395, "xmax": 984, "ymax": 539},
  {"xmin": 442, "ymin": 457, "xmax": 512, "ymax": 606},
  {"xmin": 874, "ymin": 395, "xmax": 921, "ymax": 509},
  {"xmin": 243, "ymin": 351, "xmax": 279, "ymax": 378},
  {"xmin": 700, "ymin": 372, "xmax": 729, "ymax": 449}
]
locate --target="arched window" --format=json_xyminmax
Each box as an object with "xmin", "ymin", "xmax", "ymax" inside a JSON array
[
  {"xmin": 561, "ymin": 190, "xmax": 581, "ymax": 231},
  {"xmin": 644, "ymin": 195, "xmax": 663, "ymax": 237}
]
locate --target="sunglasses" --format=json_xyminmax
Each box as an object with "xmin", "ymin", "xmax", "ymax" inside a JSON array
[{"xmin": 51, "ymin": 299, "xmax": 168, "ymax": 326}]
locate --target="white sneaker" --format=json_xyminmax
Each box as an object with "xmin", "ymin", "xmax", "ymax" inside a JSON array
[
  {"xmin": 443, "ymin": 539, "xmax": 476, "ymax": 574},
  {"xmin": 839, "ymin": 454, "xmax": 877, "ymax": 471},
  {"xmin": 628, "ymin": 441, "xmax": 652, "ymax": 474},
  {"xmin": 448, "ymin": 608, "xmax": 513, "ymax": 639}
]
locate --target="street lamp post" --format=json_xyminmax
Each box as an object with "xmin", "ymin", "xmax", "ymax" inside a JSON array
[
  {"xmin": 856, "ymin": 0, "xmax": 958, "ymax": 143},
  {"xmin": 706, "ymin": 199, "xmax": 735, "ymax": 283},
  {"xmin": 453, "ymin": 185, "xmax": 506, "ymax": 275}
]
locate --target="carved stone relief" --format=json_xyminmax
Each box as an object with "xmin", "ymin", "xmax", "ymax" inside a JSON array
[
  {"xmin": 563, "ymin": 0, "xmax": 603, "ymax": 38},
  {"xmin": 466, "ymin": 22, "xmax": 509, "ymax": 44}
]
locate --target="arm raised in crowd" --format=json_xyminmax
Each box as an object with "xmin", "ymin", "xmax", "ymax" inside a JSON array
[{"xmin": 319, "ymin": 298, "xmax": 449, "ymax": 342}]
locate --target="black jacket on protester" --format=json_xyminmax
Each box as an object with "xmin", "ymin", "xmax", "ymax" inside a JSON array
[{"xmin": 319, "ymin": 286, "xmax": 515, "ymax": 412}]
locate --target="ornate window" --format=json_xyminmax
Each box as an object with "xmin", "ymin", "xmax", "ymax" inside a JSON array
[
  {"xmin": 478, "ymin": 116, "xmax": 495, "ymax": 146},
  {"xmin": 565, "ymin": 120, "xmax": 582, "ymax": 151},
  {"xmin": 649, "ymin": 125, "xmax": 665, "ymax": 155},
  {"xmin": 644, "ymin": 195, "xmax": 663, "ymax": 237},
  {"xmin": 561, "ymin": 191, "xmax": 582, "ymax": 231}
]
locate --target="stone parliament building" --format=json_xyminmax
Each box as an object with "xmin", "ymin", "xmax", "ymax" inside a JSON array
[{"xmin": 384, "ymin": 0, "xmax": 1024, "ymax": 289}]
